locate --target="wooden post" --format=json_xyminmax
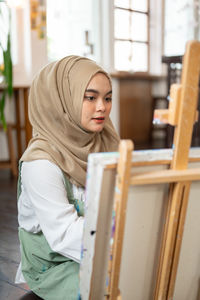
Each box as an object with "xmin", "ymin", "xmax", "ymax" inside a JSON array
[
  {"xmin": 154, "ymin": 40, "xmax": 200, "ymax": 300},
  {"xmin": 23, "ymin": 87, "xmax": 32, "ymax": 146},
  {"xmin": 15, "ymin": 89, "xmax": 22, "ymax": 159},
  {"xmin": 6, "ymin": 124, "xmax": 17, "ymax": 177},
  {"xmin": 108, "ymin": 140, "xmax": 133, "ymax": 300}
]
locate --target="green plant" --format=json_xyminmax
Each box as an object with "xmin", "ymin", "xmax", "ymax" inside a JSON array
[{"xmin": 0, "ymin": 0, "xmax": 13, "ymax": 130}]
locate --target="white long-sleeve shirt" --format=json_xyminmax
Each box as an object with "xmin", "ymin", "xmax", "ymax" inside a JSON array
[{"xmin": 15, "ymin": 159, "xmax": 85, "ymax": 284}]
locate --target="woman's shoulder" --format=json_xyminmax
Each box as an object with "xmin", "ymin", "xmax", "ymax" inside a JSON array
[
  {"xmin": 20, "ymin": 160, "xmax": 84, "ymax": 194},
  {"xmin": 22, "ymin": 159, "xmax": 61, "ymax": 172},
  {"xmin": 21, "ymin": 160, "xmax": 64, "ymax": 185}
]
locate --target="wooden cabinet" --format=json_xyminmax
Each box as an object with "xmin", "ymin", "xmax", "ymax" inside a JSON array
[{"xmin": 111, "ymin": 72, "xmax": 162, "ymax": 149}]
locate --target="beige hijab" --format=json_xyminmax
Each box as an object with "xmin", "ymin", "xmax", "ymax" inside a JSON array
[{"xmin": 21, "ymin": 56, "xmax": 120, "ymax": 187}]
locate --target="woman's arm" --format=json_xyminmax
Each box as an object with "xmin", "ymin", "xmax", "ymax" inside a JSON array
[{"xmin": 20, "ymin": 160, "xmax": 84, "ymax": 263}]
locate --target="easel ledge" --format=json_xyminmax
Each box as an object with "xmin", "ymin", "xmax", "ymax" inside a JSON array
[{"xmin": 103, "ymin": 148, "xmax": 200, "ymax": 169}]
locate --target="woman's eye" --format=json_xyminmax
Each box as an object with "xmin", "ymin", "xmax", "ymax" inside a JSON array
[
  {"xmin": 105, "ymin": 96, "xmax": 112, "ymax": 102},
  {"xmin": 84, "ymin": 96, "xmax": 95, "ymax": 101}
]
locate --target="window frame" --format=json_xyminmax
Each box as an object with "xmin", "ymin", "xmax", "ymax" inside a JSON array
[{"xmin": 113, "ymin": 0, "xmax": 150, "ymax": 72}]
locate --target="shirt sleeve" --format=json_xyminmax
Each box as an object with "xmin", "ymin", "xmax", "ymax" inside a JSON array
[{"xmin": 21, "ymin": 160, "xmax": 84, "ymax": 263}]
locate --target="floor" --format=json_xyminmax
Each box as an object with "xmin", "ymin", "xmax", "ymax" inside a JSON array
[{"xmin": 0, "ymin": 170, "xmax": 29, "ymax": 300}]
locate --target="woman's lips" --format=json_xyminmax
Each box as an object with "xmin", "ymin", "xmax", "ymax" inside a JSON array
[{"xmin": 92, "ymin": 117, "xmax": 105, "ymax": 123}]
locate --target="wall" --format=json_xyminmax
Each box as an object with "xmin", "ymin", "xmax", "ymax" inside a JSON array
[
  {"xmin": 12, "ymin": 1, "xmax": 48, "ymax": 86},
  {"xmin": 47, "ymin": 0, "xmax": 93, "ymax": 61}
]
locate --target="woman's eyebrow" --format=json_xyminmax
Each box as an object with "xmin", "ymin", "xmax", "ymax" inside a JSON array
[
  {"xmin": 105, "ymin": 90, "xmax": 112, "ymax": 95},
  {"xmin": 85, "ymin": 89, "xmax": 112, "ymax": 95},
  {"xmin": 85, "ymin": 89, "xmax": 99, "ymax": 94}
]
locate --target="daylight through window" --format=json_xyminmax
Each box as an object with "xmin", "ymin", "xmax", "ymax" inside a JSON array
[{"xmin": 114, "ymin": 0, "xmax": 149, "ymax": 72}]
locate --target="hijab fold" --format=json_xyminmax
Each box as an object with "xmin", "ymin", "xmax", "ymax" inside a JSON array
[{"xmin": 21, "ymin": 56, "xmax": 120, "ymax": 187}]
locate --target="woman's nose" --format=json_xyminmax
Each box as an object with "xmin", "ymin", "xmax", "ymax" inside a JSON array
[{"xmin": 96, "ymin": 99, "xmax": 106, "ymax": 111}]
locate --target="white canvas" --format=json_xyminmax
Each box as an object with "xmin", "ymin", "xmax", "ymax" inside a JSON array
[{"xmin": 79, "ymin": 148, "xmax": 200, "ymax": 300}]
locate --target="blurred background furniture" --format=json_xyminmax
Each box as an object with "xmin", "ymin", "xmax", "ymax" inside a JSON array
[
  {"xmin": 0, "ymin": 123, "xmax": 17, "ymax": 176},
  {"xmin": 152, "ymin": 55, "xmax": 183, "ymax": 148},
  {"xmin": 0, "ymin": 86, "xmax": 31, "ymax": 176},
  {"xmin": 152, "ymin": 55, "xmax": 200, "ymax": 148},
  {"xmin": 111, "ymin": 72, "xmax": 163, "ymax": 150}
]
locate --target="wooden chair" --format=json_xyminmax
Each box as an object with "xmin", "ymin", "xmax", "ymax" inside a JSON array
[
  {"xmin": 191, "ymin": 85, "xmax": 200, "ymax": 147},
  {"xmin": 152, "ymin": 54, "xmax": 200, "ymax": 148},
  {"xmin": 0, "ymin": 124, "xmax": 17, "ymax": 177},
  {"xmin": 0, "ymin": 86, "xmax": 31, "ymax": 177},
  {"xmin": 162, "ymin": 55, "xmax": 183, "ymax": 148}
]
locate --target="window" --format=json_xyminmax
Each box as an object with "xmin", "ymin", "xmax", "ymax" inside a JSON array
[{"xmin": 114, "ymin": 0, "xmax": 149, "ymax": 72}]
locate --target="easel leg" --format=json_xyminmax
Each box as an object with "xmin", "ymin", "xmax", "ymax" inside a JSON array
[
  {"xmin": 108, "ymin": 140, "xmax": 133, "ymax": 300},
  {"xmin": 167, "ymin": 182, "xmax": 190, "ymax": 298},
  {"xmin": 154, "ymin": 182, "xmax": 185, "ymax": 299}
]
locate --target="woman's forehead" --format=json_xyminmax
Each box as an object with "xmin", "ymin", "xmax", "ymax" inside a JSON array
[{"xmin": 86, "ymin": 72, "xmax": 112, "ymax": 91}]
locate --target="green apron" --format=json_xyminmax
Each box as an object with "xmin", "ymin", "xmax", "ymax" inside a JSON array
[{"xmin": 18, "ymin": 162, "xmax": 84, "ymax": 300}]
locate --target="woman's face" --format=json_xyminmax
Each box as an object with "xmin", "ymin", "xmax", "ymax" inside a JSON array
[{"xmin": 81, "ymin": 72, "xmax": 112, "ymax": 132}]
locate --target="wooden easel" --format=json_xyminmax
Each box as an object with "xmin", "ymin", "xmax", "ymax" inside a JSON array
[{"xmin": 107, "ymin": 40, "xmax": 200, "ymax": 300}]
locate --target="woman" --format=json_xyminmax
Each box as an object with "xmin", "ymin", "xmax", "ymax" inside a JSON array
[{"xmin": 15, "ymin": 56, "xmax": 119, "ymax": 300}]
